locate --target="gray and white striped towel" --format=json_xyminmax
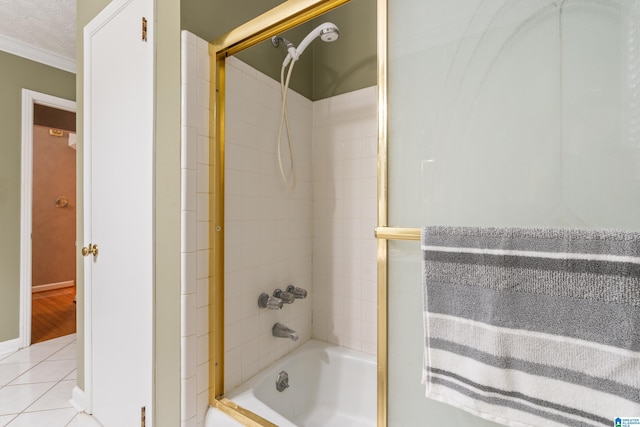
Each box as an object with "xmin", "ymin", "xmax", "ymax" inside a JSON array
[{"xmin": 421, "ymin": 226, "xmax": 640, "ymax": 427}]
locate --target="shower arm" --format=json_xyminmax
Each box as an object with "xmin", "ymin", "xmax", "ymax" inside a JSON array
[{"xmin": 272, "ymin": 36, "xmax": 298, "ymax": 66}]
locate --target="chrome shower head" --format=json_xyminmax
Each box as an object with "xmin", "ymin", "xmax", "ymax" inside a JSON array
[
  {"xmin": 319, "ymin": 24, "xmax": 340, "ymax": 42},
  {"xmin": 274, "ymin": 22, "xmax": 340, "ymax": 67},
  {"xmin": 296, "ymin": 22, "xmax": 340, "ymax": 57}
]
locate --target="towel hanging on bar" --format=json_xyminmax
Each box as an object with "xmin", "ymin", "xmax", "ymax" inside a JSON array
[{"xmin": 421, "ymin": 226, "xmax": 640, "ymax": 427}]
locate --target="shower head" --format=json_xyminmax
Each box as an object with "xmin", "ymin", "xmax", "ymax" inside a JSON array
[
  {"xmin": 276, "ymin": 22, "xmax": 340, "ymax": 67},
  {"xmin": 295, "ymin": 22, "xmax": 340, "ymax": 58},
  {"xmin": 319, "ymin": 24, "xmax": 340, "ymax": 42}
]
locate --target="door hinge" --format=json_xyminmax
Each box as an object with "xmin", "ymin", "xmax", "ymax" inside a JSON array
[
  {"xmin": 141, "ymin": 406, "xmax": 146, "ymax": 427},
  {"xmin": 142, "ymin": 17, "xmax": 148, "ymax": 42}
]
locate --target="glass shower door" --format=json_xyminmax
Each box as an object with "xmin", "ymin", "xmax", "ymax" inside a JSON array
[{"xmin": 385, "ymin": 0, "xmax": 640, "ymax": 425}]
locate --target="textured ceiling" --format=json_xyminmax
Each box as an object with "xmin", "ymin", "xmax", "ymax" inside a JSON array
[{"xmin": 0, "ymin": 0, "xmax": 75, "ymax": 60}]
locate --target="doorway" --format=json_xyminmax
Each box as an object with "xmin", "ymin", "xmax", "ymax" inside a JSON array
[
  {"xmin": 20, "ymin": 89, "xmax": 76, "ymax": 349},
  {"xmin": 31, "ymin": 105, "xmax": 77, "ymax": 344}
]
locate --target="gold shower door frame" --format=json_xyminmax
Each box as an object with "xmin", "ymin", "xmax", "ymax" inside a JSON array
[{"xmin": 207, "ymin": 0, "xmax": 399, "ymax": 424}]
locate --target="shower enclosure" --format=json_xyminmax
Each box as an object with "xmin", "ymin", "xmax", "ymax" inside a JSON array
[
  {"xmin": 203, "ymin": 1, "xmax": 377, "ymax": 424},
  {"xmin": 383, "ymin": 0, "xmax": 640, "ymax": 425}
]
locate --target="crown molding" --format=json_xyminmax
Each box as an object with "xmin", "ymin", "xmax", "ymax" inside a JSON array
[{"xmin": 0, "ymin": 33, "xmax": 75, "ymax": 74}]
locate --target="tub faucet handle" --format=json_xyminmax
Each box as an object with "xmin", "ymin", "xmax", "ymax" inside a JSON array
[
  {"xmin": 286, "ymin": 285, "xmax": 307, "ymax": 299},
  {"xmin": 273, "ymin": 289, "xmax": 295, "ymax": 304},
  {"xmin": 258, "ymin": 292, "xmax": 283, "ymax": 310}
]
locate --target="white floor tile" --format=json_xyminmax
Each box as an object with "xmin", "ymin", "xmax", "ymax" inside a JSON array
[
  {"xmin": 66, "ymin": 412, "xmax": 104, "ymax": 427},
  {"xmin": 25, "ymin": 380, "xmax": 74, "ymax": 412},
  {"xmin": 5, "ymin": 408, "xmax": 77, "ymax": 427},
  {"xmin": 64, "ymin": 369, "xmax": 77, "ymax": 381},
  {"xmin": 48, "ymin": 342, "xmax": 77, "ymax": 361},
  {"xmin": 0, "ymin": 415, "xmax": 17, "ymax": 427},
  {"xmin": 0, "ymin": 363, "xmax": 37, "ymax": 387},
  {"xmin": 10, "ymin": 359, "xmax": 76, "ymax": 385},
  {"xmin": 42, "ymin": 334, "xmax": 76, "ymax": 347},
  {"xmin": 0, "ymin": 382, "xmax": 56, "ymax": 415},
  {"xmin": 0, "ymin": 343, "xmax": 65, "ymax": 366},
  {"xmin": 0, "ymin": 336, "xmax": 81, "ymax": 425}
]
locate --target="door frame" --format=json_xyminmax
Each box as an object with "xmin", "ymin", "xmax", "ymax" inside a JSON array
[{"xmin": 20, "ymin": 89, "xmax": 76, "ymax": 349}]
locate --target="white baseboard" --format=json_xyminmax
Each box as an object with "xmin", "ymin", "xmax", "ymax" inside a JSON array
[
  {"xmin": 70, "ymin": 386, "xmax": 87, "ymax": 412},
  {"xmin": 0, "ymin": 338, "xmax": 20, "ymax": 357},
  {"xmin": 32, "ymin": 280, "xmax": 75, "ymax": 293}
]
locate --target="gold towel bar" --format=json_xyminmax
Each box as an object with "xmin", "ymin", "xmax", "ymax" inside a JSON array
[{"xmin": 374, "ymin": 227, "xmax": 421, "ymax": 241}]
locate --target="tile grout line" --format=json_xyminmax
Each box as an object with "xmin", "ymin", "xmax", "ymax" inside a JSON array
[{"xmin": 0, "ymin": 335, "xmax": 87, "ymax": 427}]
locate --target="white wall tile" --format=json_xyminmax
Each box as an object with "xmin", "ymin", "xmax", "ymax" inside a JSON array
[
  {"xmin": 181, "ymin": 34, "xmax": 197, "ymax": 86},
  {"xmin": 196, "ymin": 278, "xmax": 209, "ymax": 308},
  {"xmin": 181, "ymin": 252, "xmax": 197, "ymax": 295},
  {"xmin": 196, "ymin": 221, "xmax": 209, "ymax": 251},
  {"xmin": 196, "ymin": 250, "xmax": 209, "ymax": 280},
  {"xmin": 197, "ymin": 106, "xmax": 209, "ymax": 137},
  {"xmin": 181, "ymin": 294, "xmax": 197, "ymax": 337},
  {"xmin": 196, "ymin": 194, "xmax": 209, "ymax": 222},
  {"xmin": 196, "ymin": 362, "xmax": 209, "ymax": 394},
  {"xmin": 181, "ymin": 169, "xmax": 197, "ymax": 212},
  {"xmin": 181, "ymin": 376, "xmax": 197, "ymax": 421},
  {"xmin": 182, "ymin": 126, "xmax": 197, "ymax": 170},
  {"xmin": 196, "ymin": 163, "xmax": 209, "ymax": 195},
  {"xmin": 196, "ymin": 307, "xmax": 208, "ymax": 337},
  {"xmin": 181, "ymin": 335, "xmax": 197, "ymax": 379},
  {"xmin": 196, "ymin": 37, "xmax": 209, "ymax": 58},
  {"xmin": 196, "ymin": 334, "xmax": 208, "ymax": 364},
  {"xmin": 225, "ymin": 321, "xmax": 242, "ymax": 351},
  {"xmin": 183, "ymin": 84, "xmax": 197, "ymax": 129},
  {"xmin": 224, "ymin": 58, "xmax": 314, "ymax": 386},
  {"xmin": 196, "ymin": 390, "xmax": 209, "ymax": 424},
  {"xmin": 181, "ymin": 211, "xmax": 197, "ymax": 254},
  {"xmin": 312, "ymin": 85, "xmax": 378, "ymax": 356},
  {"xmin": 181, "ymin": 31, "xmax": 210, "ymax": 423}
]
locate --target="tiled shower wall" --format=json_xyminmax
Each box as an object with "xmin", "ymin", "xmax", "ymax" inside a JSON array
[
  {"xmin": 311, "ymin": 88, "xmax": 378, "ymax": 355},
  {"xmin": 180, "ymin": 31, "xmax": 210, "ymax": 427},
  {"xmin": 180, "ymin": 30, "xmax": 377, "ymax": 421},
  {"xmin": 223, "ymin": 56, "xmax": 313, "ymax": 391}
]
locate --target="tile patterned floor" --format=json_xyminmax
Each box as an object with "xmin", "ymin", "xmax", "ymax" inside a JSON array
[{"xmin": 0, "ymin": 334, "xmax": 102, "ymax": 426}]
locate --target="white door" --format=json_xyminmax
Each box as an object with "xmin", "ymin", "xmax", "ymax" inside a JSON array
[{"xmin": 83, "ymin": 0, "xmax": 154, "ymax": 425}]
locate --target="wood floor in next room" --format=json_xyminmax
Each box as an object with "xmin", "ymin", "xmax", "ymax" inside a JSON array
[{"xmin": 32, "ymin": 287, "xmax": 76, "ymax": 345}]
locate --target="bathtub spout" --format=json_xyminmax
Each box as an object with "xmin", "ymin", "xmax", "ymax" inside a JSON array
[{"xmin": 272, "ymin": 323, "xmax": 299, "ymax": 341}]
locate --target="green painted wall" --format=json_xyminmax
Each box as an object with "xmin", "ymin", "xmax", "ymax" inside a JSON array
[
  {"xmin": 0, "ymin": 52, "xmax": 75, "ymax": 344},
  {"xmin": 312, "ymin": 0, "xmax": 377, "ymax": 100},
  {"xmin": 181, "ymin": 0, "xmax": 313, "ymax": 98},
  {"xmin": 77, "ymin": 1, "xmax": 181, "ymax": 425},
  {"xmin": 181, "ymin": 0, "xmax": 376, "ymax": 100},
  {"xmin": 235, "ymin": 24, "xmax": 314, "ymax": 100},
  {"xmin": 153, "ymin": 0, "xmax": 182, "ymax": 425}
]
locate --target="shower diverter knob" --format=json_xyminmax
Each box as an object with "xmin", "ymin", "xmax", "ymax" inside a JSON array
[
  {"xmin": 286, "ymin": 285, "xmax": 307, "ymax": 299},
  {"xmin": 273, "ymin": 289, "xmax": 296, "ymax": 304}
]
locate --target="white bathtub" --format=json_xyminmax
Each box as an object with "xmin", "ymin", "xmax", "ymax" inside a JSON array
[{"xmin": 205, "ymin": 339, "xmax": 376, "ymax": 426}]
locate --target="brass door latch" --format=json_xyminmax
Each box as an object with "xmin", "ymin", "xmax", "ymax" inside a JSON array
[{"xmin": 82, "ymin": 243, "xmax": 99, "ymax": 257}]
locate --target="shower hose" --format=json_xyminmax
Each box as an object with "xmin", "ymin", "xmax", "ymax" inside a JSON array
[{"xmin": 277, "ymin": 60, "xmax": 298, "ymax": 189}]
